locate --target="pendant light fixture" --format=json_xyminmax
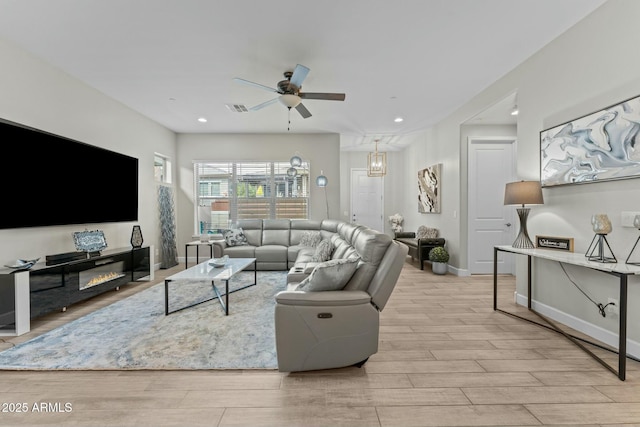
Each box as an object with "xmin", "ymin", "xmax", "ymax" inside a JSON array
[{"xmin": 367, "ymin": 139, "xmax": 387, "ymax": 177}]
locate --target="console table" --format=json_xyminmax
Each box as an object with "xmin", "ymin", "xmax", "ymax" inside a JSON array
[{"xmin": 494, "ymin": 245, "xmax": 640, "ymax": 381}]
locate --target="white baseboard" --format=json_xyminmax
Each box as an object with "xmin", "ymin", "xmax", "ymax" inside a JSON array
[
  {"xmin": 448, "ymin": 265, "xmax": 470, "ymax": 276},
  {"xmin": 515, "ymin": 293, "xmax": 640, "ymax": 359}
]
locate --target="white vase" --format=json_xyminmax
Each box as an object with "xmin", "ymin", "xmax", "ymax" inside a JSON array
[{"xmin": 432, "ymin": 262, "xmax": 447, "ymax": 275}]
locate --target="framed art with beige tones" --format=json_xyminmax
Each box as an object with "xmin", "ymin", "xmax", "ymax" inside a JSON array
[{"xmin": 418, "ymin": 163, "xmax": 441, "ymax": 213}]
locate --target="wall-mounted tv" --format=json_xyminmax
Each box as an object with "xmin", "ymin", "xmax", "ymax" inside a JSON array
[{"xmin": 0, "ymin": 119, "xmax": 139, "ymax": 229}]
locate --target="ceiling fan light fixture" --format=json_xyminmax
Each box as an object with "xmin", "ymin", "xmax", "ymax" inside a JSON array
[{"xmin": 279, "ymin": 94, "xmax": 301, "ymax": 108}]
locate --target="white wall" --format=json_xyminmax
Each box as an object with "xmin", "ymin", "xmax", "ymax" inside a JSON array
[
  {"xmin": 175, "ymin": 133, "xmax": 340, "ymax": 256},
  {"xmin": 400, "ymin": 0, "xmax": 640, "ymax": 349},
  {"xmin": 339, "ymin": 150, "xmax": 404, "ymax": 236},
  {"xmin": 0, "ymin": 37, "xmax": 176, "ymax": 266},
  {"xmin": 459, "ymin": 124, "xmax": 517, "ymax": 269}
]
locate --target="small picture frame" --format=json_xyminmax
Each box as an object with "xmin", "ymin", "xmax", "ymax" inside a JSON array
[
  {"xmin": 73, "ymin": 230, "xmax": 108, "ymax": 253},
  {"xmin": 536, "ymin": 235, "xmax": 574, "ymax": 252}
]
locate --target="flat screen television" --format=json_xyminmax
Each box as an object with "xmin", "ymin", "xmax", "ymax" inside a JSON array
[{"xmin": 0, "ymin": 119, "xmax": 139, "ymax": 229}]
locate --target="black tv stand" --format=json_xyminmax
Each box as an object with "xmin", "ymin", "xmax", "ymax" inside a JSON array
[{"xmin": 29, "ymin": 246, "xmax": 152, "ymax": 319}]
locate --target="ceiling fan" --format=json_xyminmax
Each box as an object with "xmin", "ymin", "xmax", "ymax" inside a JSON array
[{"xmin": 233, "ymin": 64, "xmax": 345, "ymax": 119}]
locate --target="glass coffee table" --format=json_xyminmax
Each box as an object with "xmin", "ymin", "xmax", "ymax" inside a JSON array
[{"xmin": 164, "ymin": 257, "xmax": 256, "ymax": 316}]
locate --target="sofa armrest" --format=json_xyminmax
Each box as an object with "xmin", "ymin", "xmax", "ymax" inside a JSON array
[
  {"xmin": 275, "ymin": 290, "xmax": 371, "ymax": 307},
  {"xmin": 417, "ymin": 238, "xmax": 445, "ymax": 246},
  {"xmin": 211, "ymin": 240, "xmax": 227, "ymax": 258},
  {"xmin": 394, "ymin": 231, "xmax": 415, "ymax": 239}
]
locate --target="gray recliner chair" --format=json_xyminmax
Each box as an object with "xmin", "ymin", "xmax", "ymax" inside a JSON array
[{"xmin": 274, "ymin": 237, "xmax": 408, "ymax": 372}]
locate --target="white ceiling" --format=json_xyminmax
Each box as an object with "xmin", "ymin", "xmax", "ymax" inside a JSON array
[{"xmin": 0, "ymin": 0, "xmax": 606, "ymax": 151}]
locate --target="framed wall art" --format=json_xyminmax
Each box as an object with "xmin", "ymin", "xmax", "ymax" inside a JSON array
[
  {"xmin": 418, "ymin": 163, "xmax": 441, "ymax": 213},
  {"xmin": 540, "ymin": 94, "xmax": 640, "ymax": 187}
]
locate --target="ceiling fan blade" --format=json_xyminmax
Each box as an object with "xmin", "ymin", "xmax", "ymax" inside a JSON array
[
  {"xmin": 300, "ymin": 92, "xmax": 346, "ymax": 101},
  {"xmin": 295, "ymin": 103, "xmax": 312, "ymax": 119},
  {"xmin": 249, "ymin": 97, "xmax": 279, "ymax": 111},
  {"xmin": 289, "ymin": 64, "xmax": 310, "ymax": 89},
  {"xmin": 233, "ymin": 78, "xmax": 280, "ymax": 94}
]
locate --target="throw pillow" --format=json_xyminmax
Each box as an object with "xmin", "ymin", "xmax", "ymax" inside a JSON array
[
  {"xmin": 299, "ymin": 231, "xmax": 322, "ymax": 248},
  {"xmin": 311, "ymin": 238, "xmax": 333, "ymax": 262},
  {"xmin": 416, "ymin": 226, "xmax": 438, "ymax": 239},
  {"xmin": 296, "ymin": 257, "xmax": 360, "ymax": 292},
  {"xmin": 223, "ymin": 228, "xmax": 248, "ymax": 247}
]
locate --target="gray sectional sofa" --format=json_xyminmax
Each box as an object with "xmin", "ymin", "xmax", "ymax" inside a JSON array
[
  {"xmin": 212, "ymin": 218, "xmax": 347, "ymax": 272},
  {"xmin": 212, "ymin": 218, "xmax": 409, "ymax": 372}
]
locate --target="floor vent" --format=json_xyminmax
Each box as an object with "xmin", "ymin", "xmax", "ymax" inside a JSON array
[{"xmin": 225, "ymin": 104, "xmax": 249, "ymax": 113}]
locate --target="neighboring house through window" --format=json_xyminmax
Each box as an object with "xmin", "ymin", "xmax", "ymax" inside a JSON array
[{"xmin": 194, "ymin": 161, "xmax": 309, "ymax": 234}]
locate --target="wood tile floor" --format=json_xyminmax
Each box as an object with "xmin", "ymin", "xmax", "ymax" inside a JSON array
[{"xmin": 1, "ymin": 261, "xmax": 639, "ymax": 426}]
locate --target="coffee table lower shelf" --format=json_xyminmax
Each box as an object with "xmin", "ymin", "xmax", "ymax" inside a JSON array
[{"xmin": 164, "ymin": 258, "xmax": 256, "ymax": 316}]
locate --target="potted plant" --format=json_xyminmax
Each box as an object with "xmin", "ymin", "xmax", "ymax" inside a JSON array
[{"xmin": 428, "ymin": 246, "xmax": 449, "ymax": 275}]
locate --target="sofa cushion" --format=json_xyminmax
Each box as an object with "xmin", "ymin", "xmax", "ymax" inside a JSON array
[
  {"xmin": 311, "ymin": 239, "xmax": 333, "ymax": 262},
  {"xmin": 296, "ymin": 258, "xmax": 359, "ymax": 292},
  {"xmin": 255, "ymin": 245, "xmax": 287, "ymax": 262},
  {"xmin": 262, "ymin": 219, "xmax": 291, "ymax": 246},
  {"xmin": 223, "ymin": 228, "xmax": 248, "ymax": 246},
  {"xmin": 344, "ymin": 229, "xmax": 392, "ymax": 291},
  {"xmin": 224, "ymin": 245, "xmax": 256, "ymax": 258},
  {"xmin": 299, "ymin": 231, "xmax": 322, "ymax": 248},
  {"xmin": 290, "ymin": 219, "xmax": 323, "ymax": 245}
]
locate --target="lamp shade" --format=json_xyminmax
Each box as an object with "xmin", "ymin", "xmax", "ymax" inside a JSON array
[
  {"xmin": 316, "ymin": 171, "xmax": 328, "ymax": 187},
  {"xmin": 504, "ymin": 181, "xmax": 544, "ymax": 206}
]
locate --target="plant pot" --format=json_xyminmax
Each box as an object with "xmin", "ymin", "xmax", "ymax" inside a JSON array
[{"xmin": 432, "ymin": 262, "xmax": 447, "ymax": 275}]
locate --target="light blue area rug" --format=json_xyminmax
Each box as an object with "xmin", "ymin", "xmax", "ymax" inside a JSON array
[{"xmin": 0, "ymin": 271, "xmax": 286, "ymax": 370}]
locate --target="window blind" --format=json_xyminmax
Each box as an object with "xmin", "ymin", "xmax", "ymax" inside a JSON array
[{"xmin": 194, "ymin": 161, "xmax": 309, "ymax": 233}]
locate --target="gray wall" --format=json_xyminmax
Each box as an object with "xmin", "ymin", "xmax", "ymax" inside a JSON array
[
  {"xmin": 397, "ymin": 0, "xmax": 640, "ymax": 351},
  {"xmin": 175, "ymin": 133, "xmax": 340, "ymax": 255},
  {"xmin": 0, "ymin": 37, "xmax": 176, "ymax": 266},
  {"xmin": 339, "ymin": 149, "xmax": 404, "ymax": 236}
]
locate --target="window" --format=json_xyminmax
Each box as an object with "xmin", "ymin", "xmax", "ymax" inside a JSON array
[
  {"xmin": 154, "ymin": 154, "xmax": 172, "ymax": 184},
  {"xmin": 194, "ymin": 161, "xmax": 309, "ymax": 234}
]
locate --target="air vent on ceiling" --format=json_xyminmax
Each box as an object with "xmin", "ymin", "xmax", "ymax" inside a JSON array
[{"xmin": 225, "ymin": 104, "xmax": 249, "ymax": 113}]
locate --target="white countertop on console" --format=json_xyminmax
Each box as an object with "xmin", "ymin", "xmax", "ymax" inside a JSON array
[{"xmin": 496, "ymin": 245, "xmax": 640, "ymax": 275}]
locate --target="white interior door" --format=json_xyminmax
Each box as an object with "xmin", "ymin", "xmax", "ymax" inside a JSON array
[
  {"xmin": 468, "ymin": 138, "xmax": 516, "ymax": 274},
  {"xmin": 350, "ymin": 169, "xmax": 384, "ymax": 231}
]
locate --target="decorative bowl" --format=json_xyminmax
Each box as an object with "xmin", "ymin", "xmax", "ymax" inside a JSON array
[
  {"xmin": 5, "ymin": 258, "xmax": 40, "ymax": 270},
  {"xmin": 209, "ymin": 255, "xmax": 229, "ymax": 268}
]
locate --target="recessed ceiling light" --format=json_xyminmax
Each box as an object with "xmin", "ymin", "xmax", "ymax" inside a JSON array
[
  {"xmin": 197, "ymin": 117, "xmax": 207, "ymax": 123},
  {"xmin": 394, "ymin": 117, "xmax": 404, "ymax": 123}
]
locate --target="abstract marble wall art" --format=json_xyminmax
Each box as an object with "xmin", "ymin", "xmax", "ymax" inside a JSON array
[
  {"xmin": 540, "ymin": 94, "xmax": 640, "ymax": 187},
  {"xmin": 418, "ymin": 163, "xmax": 441, "ymax": 213}
]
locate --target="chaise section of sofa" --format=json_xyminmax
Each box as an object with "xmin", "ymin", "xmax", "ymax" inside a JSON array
[{"xmin": 274, "ymin": 225, "xmax": 409, "ymax": 372}]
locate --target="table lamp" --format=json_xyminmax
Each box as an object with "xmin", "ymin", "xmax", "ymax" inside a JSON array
[{"xmin": 504, "ymin": 180, "xmax": 544, "ymax": 249}]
